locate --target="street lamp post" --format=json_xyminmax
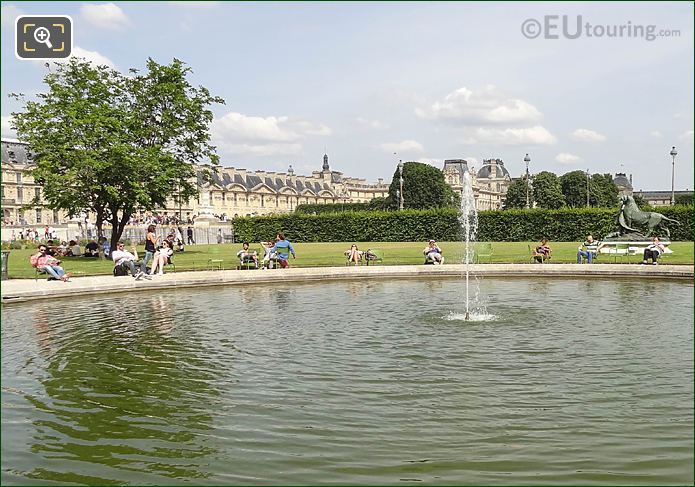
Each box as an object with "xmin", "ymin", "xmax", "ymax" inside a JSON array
[
  {"xmin": 523, "ymin": 153, "xmax": 531, "ymax": 209},
  {"xmin": 586, "ymin": 169, "xmax": 590, "ymax": 208},
  {"xmin": 670, "ymin": 146, "xmax": 677, "ymax": 205},
  {"xmin": 398, "ymin": 160, "xmax": 404, "ymax": 210}
]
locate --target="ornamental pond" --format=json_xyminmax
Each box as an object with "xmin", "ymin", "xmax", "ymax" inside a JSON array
[{"xmin": 1, "ymin": 277, "xmax": 693, "ymax": 485}]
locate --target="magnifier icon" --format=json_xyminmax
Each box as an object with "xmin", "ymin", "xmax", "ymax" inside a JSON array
[{"xmin": 33, "ymin": 27, "xmax": 53, "ymax": 49}]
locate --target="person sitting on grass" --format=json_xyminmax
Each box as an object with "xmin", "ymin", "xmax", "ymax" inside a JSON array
[
  {"xmin": 68, "ymin": 240, "xmax": 82, "ymax": 257},
  {"xmin": 111, "ymin": 241, "xmax": 150, "ymax": 280},
  {"xmin": 56, "ymin": 241, "xmax": 69, "ymax": 257},
  {"xmin": 99, "ymin": 237, "xmax": 111, "ymax": 258},
  {"xmin": 30, "ymin": 244, "xmax": 71, "ymax": 282},
  {"xmin": 577, "ymin": 234, "xmax": 600, "ymax": 264},
  {"xmin": 271, "ymin": 232, "xmax": 296, "ymax": 268},
  {"xmin": 534, "ymin": 238, "xmax": 552, "ymax": 263},
  {"xmin": 642, "ymin": 236, "xmax": 666, "ymax": 265},
  {"xmin": 237, "ymin": 242, "xmax": 259, "ymax": 269},
  {"xmin": 423, "ymin": 239, "xmax": 444, "ymax": 265},
  {"xmin": 345, "ymin": 244, "xmax": 363, "ymax": 266},
  {"xmin": 84, "ymin": 239, "xmax": 99, "ymax": 258}
]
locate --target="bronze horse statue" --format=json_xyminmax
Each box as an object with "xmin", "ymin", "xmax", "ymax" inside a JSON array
[{"xmin": 615, "ymin": 195, "xmax": 679, "ymax": 238}]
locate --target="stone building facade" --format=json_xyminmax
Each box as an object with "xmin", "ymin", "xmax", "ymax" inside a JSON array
[
  {"xmin": 1, "ymin": 139, "xmax": 389, "ymax": 224},
  {"xmin": 443, "ymin": 158, "xmax": 511, "ymax": 210},
  {"xmin": 1, "ymin": 139, "xmax": 69, "ymax": 225},
  {"xmin": 172, "ymin": 153, "xmax": 390, "ymax": 219}
]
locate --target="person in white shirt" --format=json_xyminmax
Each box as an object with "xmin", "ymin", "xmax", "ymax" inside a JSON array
[
  {"xmin": 642, "ymin": 236, "xmax": 666, "ymax": 265},
  {"xmin": 111, "ymin": 241, "xmax": 150, "ymax": 279}
]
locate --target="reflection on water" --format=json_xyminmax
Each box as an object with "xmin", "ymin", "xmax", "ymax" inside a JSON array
[{"xmin": 2, "ymin": 278, "xmax": 693, "ymax": 485}]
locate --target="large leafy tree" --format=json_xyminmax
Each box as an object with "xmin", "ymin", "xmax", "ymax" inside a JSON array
[
  {"xmin": 387, "ymin": 161, "xmax": 459, "ymax": 210},
  {"xmin": 675, "ymin": 193, "xmax": 693, "ymax": 206},
  {"xmin": 589, "ymin": 173, "xmax": 619, "ymax": 208},
  {"xmin": 532, "ymin": 171, "xmax": 565, "ymax": 209},
  {"xmin": 503, "ymin": 178, "xmax": 532, "ymax": 209},
  {"xmin": 559, "ymin": 170, "xmax": 619, "ymax": 208},
  {"xmin": 559, "ymin": 170, "xmax": 590, "ymax": 208},
  {"xmin": 11, "ymin": 57, "xmax": 224, "ymax": 250}
]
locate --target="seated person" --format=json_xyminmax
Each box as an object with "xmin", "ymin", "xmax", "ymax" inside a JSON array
[
  {"xmin": 30, "ymin": 244, "xmax": 71, "ymax": 282},
  {"xmin": 642, "ymin": 236, "xmax": 666, "ymax": 265},
  {"xmin": 56, "ymin": 241, "xmax": 69, "ymax": 257},
  {"xmin": 68, "ymin": 240, "xmax": 82, "ymax": 257},
  {"xmin": 345, "ymin": 244, "xmax": 363, "ymax": 266},
  {"xmin": 260, "ymin": 240, "xmax": 276, "ymax": 269},
  {"xmin": 577, "ymin": 234, "xmax": 600, "ymax": 264},
  {"xmin": 534, "ymin": 238, "xmax": 552, "ymax": 263},
  {"xmin": 236, "ymin": 242, "xmax": 259, "ymax": 268},
  {"xmin": 84, "ymin": 239, "xmax": 99, "ymax": 257},
  {"xmin": 99, "ymin": 237, "xmax": 111, "ymax": 258},
  {"xmin": 45, "ymin": 239, "xmax": 57, "ymax": 256},
  {"xmin": 111, "ymin": 241, "xmax": 149, "ymax": 279},
  {"xmin": 423, "ymin": 239, "xmax": 444, "ymax": 265},
  {"xmin": 150, "ymin": 240, "xmax": 173, "ymax": 275}
]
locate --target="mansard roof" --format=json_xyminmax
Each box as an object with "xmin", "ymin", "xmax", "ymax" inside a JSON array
[
  {"xmin": 1, "ymin": 140, "xmax": 33, "ymax": 165},
  {"xmin": 197, "ymin": 166, "xmax": 345, "ymax": 197}
]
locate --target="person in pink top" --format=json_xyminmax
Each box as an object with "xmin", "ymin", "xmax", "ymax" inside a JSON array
[{"xmin": 30, "ymin": 244, "xmax": 71, "ymax": 282}]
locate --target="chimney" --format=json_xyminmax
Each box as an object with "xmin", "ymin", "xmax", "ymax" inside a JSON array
[{"xmin": 378, "ymin": 178, "xmax": 383, "ymax": 185}]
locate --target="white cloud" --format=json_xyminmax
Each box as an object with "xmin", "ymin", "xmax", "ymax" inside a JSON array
[
  {"xmin": 555, "ymin": 152, "xmax": 582, "ymax": 165},
  {"xmin": 292, "ymin": 120, "xmax": 332, "ymax": 136},
  {"xmin": 356, "ymin": 117, "xmax": 389, "ymax": 130},
  {"xmin": 464, "ymin": 126, "xmax": 556, "ymax": 146},
  {"xmin": 416, "ymin": 85, "xmax": 542, "ymax": 125},
  {"xmin": 71, "ymin": 46, "xmax": 116, "ymax": 67},
  {"xmin": 1, "ymin": 4, "xmax": 23, "ymax": 29},
  {"xmin": 380, "ymin": 140, "xmax": 425, "ymax": 154},
  {"xmin": 211, "ymin": 111, "xmax": 330, "ymax": 157},
  {"xmin": 571, "ymin": 128, "xmax": 606, "ymax": 142},
  {"xmin": 650, "ymin": 130, "xmax": 663, "ymax": 138},
  {"xmin": 80, "ymin": 3, "xmax": 131, "ymax": 30},
  {"xmin": 1, "ymin": 115, "xmax": 16, "ymax": 138},
  {"xmin": 679, "ymin": 130, "xmax": 694, "ymax": 143}
]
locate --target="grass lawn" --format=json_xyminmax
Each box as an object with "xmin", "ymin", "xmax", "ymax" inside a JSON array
[{"xmin": 6, "ymin": 241, "xmax": 693, "ymax": 279}]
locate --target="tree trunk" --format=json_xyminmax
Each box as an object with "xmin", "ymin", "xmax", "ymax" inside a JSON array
[{"xmin": 109, "ymin": 204, "xmax": 134, "ymax": 253}]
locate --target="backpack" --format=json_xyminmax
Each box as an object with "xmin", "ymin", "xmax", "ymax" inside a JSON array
[{"xmin": 113, "ymin": 263, "xmax": 129, "ymax": 277}]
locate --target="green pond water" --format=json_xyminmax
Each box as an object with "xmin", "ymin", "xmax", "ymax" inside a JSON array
[{"xmin": 1, "ymin": 278, "xmax": 693, "ymax": 485}]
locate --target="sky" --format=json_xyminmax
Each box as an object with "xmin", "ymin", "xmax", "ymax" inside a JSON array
[{"xmin": 1, "ymin": 1, "xmax": 693, "ymax": 191}]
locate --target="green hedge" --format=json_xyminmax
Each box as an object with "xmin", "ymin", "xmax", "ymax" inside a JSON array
[
  {"xmin": 233, "ymin": 206, "xmax": 693, "ymax": 242},
  {"xmin": 295, "ymin": 199, "xmax": 389, "ymax": 214}
]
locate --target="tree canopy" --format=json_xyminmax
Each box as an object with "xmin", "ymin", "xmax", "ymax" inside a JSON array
[
  {"xmin": 503, "ymin": 178, "xmax": 532, "ymax": 209},
  {"xmin": 674, "ymin": 193, "xmax": 693, "ymax": 206},
  {"xmin": 532, "ymin": 171, "xmax": 565, "ymax": 209},
  {"xmin": 11, "ymin": 57, "xmax": 224, "ymax": 248},
  {"xmin": 558, "ymin": 170, "xmax": 618, "ymax": 208},
  {"xmin": 387, "ymin": 161, "xmax": 460, "ymax": 210}
]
